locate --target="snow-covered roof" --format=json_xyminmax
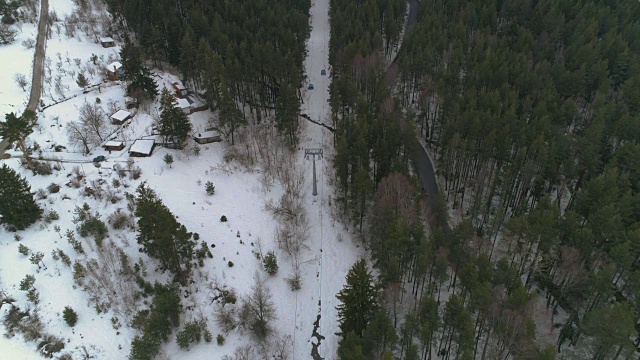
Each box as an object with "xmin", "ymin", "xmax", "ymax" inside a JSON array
[
  {"xmin": 107, "ymin": 62, "xmax": 122, "ymax": 71},
  {"xmin": 173, "ymin": 82, "xmax": 186, "ymax": 90},
  {"xmin": 129, "ymin": 139, "xmax": 154, "ymax": 155},
  {"xmin": 110, "ymin": 110, "xmax": 130, "ymax": 121},
  {"xmin": 99, "ymin": 37, "xmax": 114, "ymax": 43},
  {"xmin": 176, "ymin": 98, "xmax": 191, "ymax": 109},
  {"xmin": 193, "ymin": 131, "xmax": 218, "ymax": 139},
  {"xmin": 104, "ymin": 140, "xmax": 124, "ymax": 147}
]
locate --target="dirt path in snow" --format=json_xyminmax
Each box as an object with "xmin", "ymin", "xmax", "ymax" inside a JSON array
[
  {"xmin": 0, "ymin": 0, "xmax": 49, "ymax": 158},
  {"xmin": 27, "ymin": 0, "xmax": 49, "ymax": 112}
]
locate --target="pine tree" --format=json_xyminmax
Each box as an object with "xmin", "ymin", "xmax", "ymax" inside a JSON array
[
  {"xmin": 163, "ymin": 154, "xmax": 174, "ymax": 168},
  {"xmin": 134, "ymin": 183, "xmax": 195, "ymax": 284},
  {"xmin": 76, "ymin": 73, "xmax": 89, "ymax": 88},
  {"xmin": 179, "ymin": 31, "xmax": 196, "ymax": 86},
  {"xmin": 581, "ymin": 302, "xmax": 636, "ymax": 359},
  {"xmin": 336, "ymin": 259, "xmax": 379, "ymax": 338},
  {"xmin": 62, "ymin": 306, "xmax": 78, "ymax": 327},
  {"xmin": 205, "ymin": 181, "xmax": 215, "ymax": 195},
  {"xmin": 337, "ymin": 331, "xmax": 367, "ymax": 360},
  {"xmin": 218, "ymin": 78, "xmax": 245, "ymax": 145},
  {"xmin": 1, "ymin": 111, "xmax": 36, "ymax": 169},
  {"xmin": 203, "ymin": 46, "xmax": 224, "ymax": 110},
  {"xmin": 263, "ymin": 251, "xmax": 278, "ymax": 275},
  {"xmin": 361, "ymin": 309, "xmax": 397, "ymax": 358},
  {"xmin": 158, "ymin": 89, "xmax": 192, "ymax": 148},
  {"xmin": 275, "ymin": 83, "xmax": 300, "ymax": 146},
  {"xmin": 129, "ymin": 283, "xmax": 181, "ymax": 360},
  {"xmin": 350, "ymin": 165, "xmax": 370, "ymax": 232},
  {"xmin": 0, "ymin": 164, "xmax": 42, "ymax": 229},
  {"xmin": 120, "ymin": 39, "xmax": 158, "ymax": 100}
]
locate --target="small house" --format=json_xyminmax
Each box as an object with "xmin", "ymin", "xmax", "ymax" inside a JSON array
[
  {"xmin": 106, "ymin": 62, "xmax": 124, "ymax": 81},
  {"xmin": 110, "ymin": 109, "xmax": 131, "ymax": 125},
  {"xmin": 176, "ymin": 98, "xmax": 191, "ymax": 114},
  {"xmin": 103, "ymin": 140, "xmax": 125, "ymax": 151},
  {"xmin": 172, "ymin": 81, "xmax": 188, "ymax": 97},
  {"xmin": 129, "ymin": 139, "xmax": 155, "ymax": 157},
  {"xmin": 99, "ymin": 37, "xmax": 115, "ymax": 48},
  {"xmin": 125, "ymin": 97, "xmax": 138, "ymax": 109},
  {"xmin": 193, "ymin": 131, "xmax": 222, "ymax": 144}
]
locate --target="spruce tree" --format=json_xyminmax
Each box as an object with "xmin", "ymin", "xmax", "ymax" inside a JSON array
[
  {"xmin": 1, "ymin": 111, "xmax": 36, "ymax": 169},
  {"xmin": 158, "ymin": 89, "xmax": 192, "ymax": 148},
  {"xmin": 120, "ymin": 39, "xmax": 158, "ymax": 100},
  {"xmin": 0, "ymin": 164, "xmax": 42, "ymax": 229},
  {"xmin": 76, "ymin": 73, "xmax": 89, "ymax": 88},
  {"xmin": 275, "ymin": 83, "xmax": 300, "ymax": 146},
  {"xmin": 218, "ymin": 78, "xmax": 245, "ymax": 145},
  {"xmin": 337, "ymin": 331, "xmax": 367, "ymax": 360},
  {"xmin": 134, "ymin": 183, "xmax": 195, "ymax": 284},
  {"xmin": 336, "ymin": 259, "xmax": 379, "ymax": 338}
]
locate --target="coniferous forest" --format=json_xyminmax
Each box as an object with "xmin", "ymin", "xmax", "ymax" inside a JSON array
[
  {"xmin": 330, "ymin": 0, "xmax": 640, "ymax": 359},
  {"xmin": 106, "ymin": 0, "xmax": 310, "ymax": 129}
]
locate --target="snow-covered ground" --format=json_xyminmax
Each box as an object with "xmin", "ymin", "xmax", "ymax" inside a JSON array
[
  {"xmin": 42, "ymin": 15, "xmax": 121, "ymax": 107},
  {"xmin": 0, "ymin": 23, "xmax": 37, "ymax": 116},
  {"xmin": 0, "ymin": 0, "xmax": 364, "ymax": 358}
]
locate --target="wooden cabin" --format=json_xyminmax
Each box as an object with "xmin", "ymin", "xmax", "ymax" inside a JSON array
[
  {"xmin": 103, "ymin": 140, "xmax": 125, "ymax": 151},
  {"xmin": 129, "ymin": 139, "xmax": 155, "ymax": 157},
  {"xmin": 193, "ymin": 131, "xmax": 222, "ymax": 144},
  {"xmin": 106, "ymin": 62, "xmax": 124, "ymax": 81},
  {"xmin": 110, "ymin": 109, "xmax": 132, "ymax": 125},
  {"xmin": 176, "ymin": 98, "xmax": 191, "ymax": 114},
  {"xmin": 99, "ymin": 37, "xmax": 115, "ymax": 48}
]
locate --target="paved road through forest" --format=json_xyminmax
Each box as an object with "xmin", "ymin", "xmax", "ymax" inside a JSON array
[{"xmin": 389, "ymin": 0, "xmax": 453, "ymax": 234}]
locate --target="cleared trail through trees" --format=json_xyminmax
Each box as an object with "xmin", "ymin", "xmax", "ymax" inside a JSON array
[
  {"xmin": 299, "ymin": 0, "xmax": 337, "ymax": 358},
  {"xmin": 0, "ymin": 0, "xmax": 49, "ymax": 158}
]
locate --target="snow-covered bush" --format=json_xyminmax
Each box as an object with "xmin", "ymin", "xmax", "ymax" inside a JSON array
[
  {"xmin": 44, "ymin": 210, "xmax": 60, "ymax": 223},
  {"xmin": 18, "ymin": 244, "xmax": 30, "ymax": 256},
  {"xmin": 0, "ymin": 24, "xmax": 16, "ymax": 44},
  {"xmin": 214, "ymin": 302, "xmax": 237, "ymax": 333},
  {"xmin": 31, "ymin": 160, "xmax": 52, "ymax": 175},
  {"xmin": 108, "ymin": 209, "xmax": 134, "ymax": 230},
  {"xmin": 47, "ymin": 182, "xmax": 61, "ymax": 194},
  {"xmin": 37, "ymin": 334, "xmax": 65, "ymax": 357},
  {"xmin": 21, "ymin": 38, "xmax": 35, "ymax": 48}
]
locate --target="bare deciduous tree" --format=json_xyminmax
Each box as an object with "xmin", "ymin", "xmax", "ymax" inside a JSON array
[
  {"xmin": 239, "ymin": 274, "xmax": 276, "ymax": 341},
  {"xmin": 66, "ymin": 120, "xmax": 92, "ymax": 154},
  {"xmin": 66, "ymin": 100, "xmax": 110, "ymax": 154},
  {"xmin": 79, "ymin": 101, "xmax": 108, "ymax": 142},
  {"xmin": 14, "ymin": 73, "xmax": 28, "ymax": 91}
]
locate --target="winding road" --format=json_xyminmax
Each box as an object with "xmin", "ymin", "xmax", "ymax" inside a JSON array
[
  {"xmin": 388, "ymin": 0, "xmax": 453, "ymax": 234},
  {"xmin": 0, "ymin": 0, "xmax": 48, "ymax": 158}
]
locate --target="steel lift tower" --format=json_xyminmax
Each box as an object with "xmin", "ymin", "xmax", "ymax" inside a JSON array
[{"xmin": 305, "ymin": 148, "xmax": 323, "ymax": 196}]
